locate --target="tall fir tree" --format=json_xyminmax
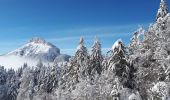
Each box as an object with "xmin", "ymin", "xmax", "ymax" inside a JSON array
[
  {"xmin": 70, "ymin": 37, "xmax": 89, "ymax": 80},
  {"xmin": 108, "ymin": 40, "xmax": 136, "ymax": 89},
  {"xmin": 129, "ymin": 27, "xmax": 145, "ymax": 55},
  {"xmin": 89, "ymin": 37, "xmax": 103, "ymax": 77},
  {"xmin": 156, "ymin": 0, "xmax": 168, "ymax": 20},
  {"xmin": 62, "ymin": 37, "xmax": 89, "ymax": 92}
]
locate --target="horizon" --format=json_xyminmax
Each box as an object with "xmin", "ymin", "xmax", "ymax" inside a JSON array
[{"xmin": 0, "ymin": 0, "xmax": 169, "ymax": 55}]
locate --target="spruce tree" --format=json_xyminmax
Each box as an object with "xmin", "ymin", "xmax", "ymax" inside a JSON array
[
  {"xmin": 62, "ymin": 37, "xmax": 89, "ymax": 92},
  {"xmin": 75, "ymin": 37, "xmax": 89, "ymax": 78},
  {"xmin": 129, "ymin": 27, "xmax": 145, "ymax": 55},
  {"xmin": 0, "ymin": 66, "xmax": 7, "ymax": 85},
  {"xmin": 69, "ymin": 37, "xmax": 89, "ymax": 81},
  {"xmin": 108, "ymin": 40, "xmax": 136, "ymax": 89},
  {"xmin": 45, "ymin": 65, "xmax": 61, "ymax": 93},
  {"xmin": 156, "ymin": 0, "xmax": 168, "ymax": 20},
  {"xmin": 89, "ymin": 37, "xmax": 103, "ymax": 77}
]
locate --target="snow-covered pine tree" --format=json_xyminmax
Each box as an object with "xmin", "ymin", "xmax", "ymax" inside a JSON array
[
  {"xmin": 23, "ymin": 63, "xmax": 28, "ymax": 69},
  {"xmin": 156, "ymin": 0, "xmax": 168, "ymax": 20},
  {"xmin": 68, "ymin": 37, "xmax": 89, "ymax": 81},
  {"xmin": 146, "ymin": 0, "xmax": 169, "ymax": 80},
  {"xmin": 17, "ymin": 67, "xmax": 34, "ymax": 100},
  {"xmin": 108, "ymin": 40, "xmax": 136, "ymax": 89},
  {"xmin": 6, "ymin": 69, "xmax": 17, "ymax": 100},
  {"xmin": 43, "ymin": 65, "xmax": 62, "ymax": 93},
  {"xmin": 0, "ymin": 66, "xmax": 7, "ymax": 86},
  {"xmin": 156, "ymin": 2, "xmax": 169, "ymax": 39},
  {"xmin": 38, "ymin": 66, "xmax": 50, "ymax": 93},
  {"xmin": 89, "ymin": 37, "xmax": 103, "ymax": 78},
  {"xmin": 0, "ymin": 66, "xmax": 8, "ymax": 100},
  {"xmin": 33, "ymin": 60, "xmax": 46, "ymax": 92},
  {"xmin": 7, "ymin": 74, "xmax": 20, "ymax": 100},
  {"xmin": 58, "ymin": 37, "xmax": 90, "ymax": 95},
  {"xmin": 75, "ymin": 37, "xmax": 89, "ymax": 78},
  {"xmin": 7, "ymin": 83, "xmax": 18, "ymax": 100},
  {"xmin": 130, "ymin": 1, "xmax": 170, "ymax": 99},
  {"xmin": 6, "ymin": 69, "xmax": 15, "ymax": 84},
  {"xmin": 108, "ymin": 39, "xmax": 127, "ymax": 71},
  {"xmin": 16, "ymin": 67, "xmax": 23, "ymax": 78},
  {"xmin": 132, "ymin": 25, "xmax": 160, "ymax": 100},
  {"xmin": 129, "ymin": 27, "xmax": 145, "ymax": 55}
]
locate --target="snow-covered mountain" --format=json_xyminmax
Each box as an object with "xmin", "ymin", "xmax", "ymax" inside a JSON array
[
  {"xmin": 7, "ymin": 37, "xmax": 60, "ymax": 62},
  {"xmin": 0, "ymin": 37, "xmax": 70, "ymax": 69}
]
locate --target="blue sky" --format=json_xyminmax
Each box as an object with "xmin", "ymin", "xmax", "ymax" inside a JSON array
[{"xmin": 0, "ymin": 0, "xmax": 168, "ymax": 55}]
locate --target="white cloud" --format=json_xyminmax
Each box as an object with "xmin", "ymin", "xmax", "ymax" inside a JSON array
[
  {"xmin": 60, "ymin": 47, "xmax": 111, "ymax": 56},
  {"xmin": 46, "ymin": 23, "xmax": 150, "ymax": 42}
]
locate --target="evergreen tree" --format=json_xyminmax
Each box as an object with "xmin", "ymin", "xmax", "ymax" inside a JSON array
[
  {"xmin": 68, "ymin": 37, "xmax": 89, "ymax": 82},
  {"xmin": 59, "ymin": 37, "xmax": 89, "ymax": 94},
  {"xmin": 7, "ymin": 83, "xmax": 18, "ymax": 100},
  {"xmin": 75, "ymin": 37, "xmax": 89, "ymax": 78},
  {"xmin": 6, "ymin": 69, "xmax": 15, "ymax": 84},
  {"xmin": 43, "ymin": 65, "xmax": 62, "ymax": 93},
  {"xmin": 17, "ymin": 67, "xmax": 35, "ymax": 100},
  {"xmin": 129, "ymin": 27, "xmax": 145, "ymax": 55},
  {"xmin": 0, "ymin": 66, "xmax": 7, "ymax": 85},
  {"xmin": 108, "ymin": 40, "xmax": 136, "ymax": 89},
  {"xmin": 89, "ymin": 37, "xmax": 103, "ymax": 77},
  {"xmin": 33, "ymin": 60, "xmax": 45, "ymax": 90},
  {"xmin": 156, "ymin": 0, "xmax": 168, "ymax": 20},
  {"xmin": 7, "ymin": 74, "xmax": 20, "ymax": 100},
  {"xmin": 16, "ymin": 67, "xmax": 23, "ymax": 78}
]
